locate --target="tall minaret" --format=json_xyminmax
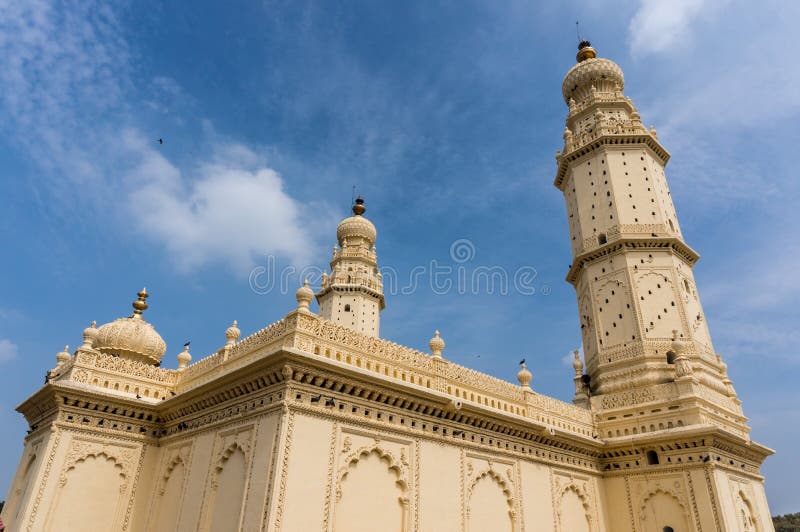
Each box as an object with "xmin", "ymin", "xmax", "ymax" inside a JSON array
[
  {"xmin": 316, "ymin": 196, "xmax": 385, "ymax": 337},
  {"xmin": 555, "ymin": 42, "xmax": 745, "ymax": 435}
]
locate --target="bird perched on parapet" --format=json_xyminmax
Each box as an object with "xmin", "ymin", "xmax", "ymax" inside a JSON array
[
  {"xmin": 184, "ymin": 341, "xmax": 190, "ymax": 347},
  {"xmin": 325, "ymin": 397, "xmax": 336, "ymax": 407},
  {"xmin": 519, "ymin": 358, "xmax": 526, "ymax": 365},
  {"xmin": 310, "ymin": 395, "xmax": 322, "ymax": 403},
  {"xmin": 136, "ymin": 394, "xmax": 141, "ymax": 399}
]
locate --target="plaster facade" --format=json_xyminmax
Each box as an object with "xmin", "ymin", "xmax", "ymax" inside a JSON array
[{"xmin": 1, "ymin": 42, "xmax": 774, "ymax": 532}]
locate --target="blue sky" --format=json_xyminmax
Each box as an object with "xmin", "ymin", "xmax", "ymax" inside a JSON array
[{"xmin": 1, "ymin": 0, "xmax": 798, "ymax": 515}]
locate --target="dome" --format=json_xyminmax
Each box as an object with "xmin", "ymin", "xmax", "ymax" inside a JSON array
[
  {"xmin": 225, "ymin": 320, "xmax": 241, "ymax": 344},
  {"xmin": 337, "ymin": 196, "xmax": 377, "ymax": 245},
  {"xmin": 561, "ymin": 42, "xmax": 624, "ymax": 104},
  {"xmin": 295, "ymin": 280, "xmax": 314, "ymax": 313},
  {"xmin": 517, "ymin": 361, "xmax": 532, "ymax": 388},
  {"xmin": 94, "ymin": 288, "xmax": 167, "ymax": 365}
]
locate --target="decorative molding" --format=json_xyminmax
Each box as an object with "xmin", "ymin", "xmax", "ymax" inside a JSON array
[
  {"xmin": 26, "ymin": 430, "xmax": 61, "ymax": 532},
  {"xmin": 272, "ymin": 410, "xmax": 295, "ymax": 532},
  {"xmin": 321, "ymin": 422, "xmax": 338, "ymax": 532}
]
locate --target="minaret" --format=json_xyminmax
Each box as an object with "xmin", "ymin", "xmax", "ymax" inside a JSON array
[
  {"xmin": 555, "ymin": 42, "xmax": 745, "ymax": 435},
  {"xmin": 316, "ymin": 196, "xmax": 385, "ymax": 337}
]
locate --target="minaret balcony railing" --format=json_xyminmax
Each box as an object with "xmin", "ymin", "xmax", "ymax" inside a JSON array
[
  {"xmin": 564, "ymin": 120, "xmax": 649, "ymax": 153},
  {"xmin": 332, "ymin": 247, "xmax": 377, "ymax": 262}
]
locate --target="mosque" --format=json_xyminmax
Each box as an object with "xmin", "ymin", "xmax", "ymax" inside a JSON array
[{"xmin": 0, "ymin": 42, "xmax": 774, "ymax": 531}]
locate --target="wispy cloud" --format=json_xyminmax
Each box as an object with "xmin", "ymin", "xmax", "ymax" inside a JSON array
[
  {"xmin": 629, "ymin": 0, "xmax": 723, "ymax": 55},
  {"xmin": 0, "ymin": 1, "xmax": 321, "ymax": 273},
  {"xmin": 0, "ymin": 339, "xmax": 18, "ymax": 363}
]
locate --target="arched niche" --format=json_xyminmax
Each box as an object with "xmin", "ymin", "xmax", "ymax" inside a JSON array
[
  {"xmin": 206, "ymin": 443, "xmax": 248, "ymax": 532},
  {"xmin": 335, "ymin": 447, "xmax": 408, "ymax": 532},
  {"xmin": 6, "ymin": 451, "xmax": 39, "ymax": 523},
  {"xmin": 151, "ymin": 453, "xmax": 188, "ymax": 532},
  {"xmin": 557, "ymin": 484, "xmax": 592, "ymax": 532},
  {"xmin": 467, "ymin": 469, "xmax": 514, "ymax": 532},
  {"xmin": 638, "ymin": 488, "xmax": 690, "ymax": 532},
  {"xmin": 736, "ymin": 490, "xmax": 760, "ymax": 532},
  {"xmin": 47, "ymin": 452, "xmax": 128, "ymax": 532}
]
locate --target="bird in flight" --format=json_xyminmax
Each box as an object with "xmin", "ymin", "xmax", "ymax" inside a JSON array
[{"xmin": 158, "ymin": 138, "xmax": 164, "ymax": 145}]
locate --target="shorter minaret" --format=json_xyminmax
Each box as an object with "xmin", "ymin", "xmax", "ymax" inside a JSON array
[{"xmin": 316, "ymin": 196, "xmax": 385, "ymax": 337}]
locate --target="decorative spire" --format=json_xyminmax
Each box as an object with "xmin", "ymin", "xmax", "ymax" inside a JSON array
[
  {"xmin": 576, "ymin": 40, "xmax": 597, "ymax": 62},
  {"xmin": 131, "ymin": 287, "xmax": 149, "ymax": 318},
  {"xmin": 56, "ymin": 345, "xmax": 71, "ymax": 367},
  {"xmin": 517, "ymin": 359, "xmax": 532, "ymax": 389},
  {"xmin": 572, "ymin": 350, "xmax": 584, "ymax": 374},
  {"xmin": 295, "ymin": 280, "xmax": 314, "ymax": 313},
  {"xmin": 177, "ymin": 344, "xmax": 192, "ymax": 371},
  {"xmin": 429, "ymin": 330, "xmax": 445, "ymax": 358},
  {"xmin": 225, "ymin": 320, "xmax": 241, "ymax": 345},
  {"xmin": 81, "ymin": 321, "xmax": 98, "ymax": 348},
  {"xmin": 352, "ymin": 195, "xmax": 365, "ymax": 216}
]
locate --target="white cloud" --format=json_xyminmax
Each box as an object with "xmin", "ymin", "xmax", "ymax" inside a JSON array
[
  {"xmin": 0, "ymin": 1, "xmax": 322, "ymax": 273},
  {"xmin": 121, "ymin": 130, "xmax": 320, "ymax": 272},
  {"xmin": 629, "ymin": 0, "xmax": 712, "ymax": 55},
  {"xmin": 0, "ymin": 339, "xmax": 18, "ymax": 363}
]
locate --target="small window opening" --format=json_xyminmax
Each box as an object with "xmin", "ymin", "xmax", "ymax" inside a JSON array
[
  {"xmin": 344, "ymin": 304, "xmax": 351, "ymax": 312},
  {"xmin": 598, "ymin": 233, "xmax": 607, "ymax": 245},
  {"xmin": 646, "ymin": 450, "xmax": 660, "ymax": 465}
]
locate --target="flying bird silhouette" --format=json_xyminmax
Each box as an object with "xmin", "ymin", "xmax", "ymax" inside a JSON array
[{"xmin": 158, "ymin": 138, "xmax": 164, "ymax": 145}]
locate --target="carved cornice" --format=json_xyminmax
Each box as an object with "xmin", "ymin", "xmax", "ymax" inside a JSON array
[
  {"xmin": 567, "ymin": 237, "xmax": 699, "ymax": 285},
  {"xmin": 554, "ymin": 132, "xmax": 670, "ymax": 189}
]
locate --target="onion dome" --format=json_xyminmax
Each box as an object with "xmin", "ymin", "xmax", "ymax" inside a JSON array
[
  {"xmin": 225, "ymin": 320, "xmax": 241, "ymax": 345},
  {"xmin": 429, "ymin": 330, "xmax": 445, "ymax": 358},
  {"xmin": 177, "ymin": 345, "xmax": 192, "ymax": 370},
  {"xmin": 81, "ymin": 321, "xmax": 98, "ymax": 348},
  {"xmin": 94, "ymin": 288, "xmax": 167, "ymax": 365},
  {"xmin": 336, "ymin": 196, "xmax": 377, "ymax": 246},
  {"xmin": 517, "ymin": 360, "xmax": 532, "ymax": 389},
  {"xmin": 562, "ymin": 41, "xmax": 624, "ymax": 104},
  {"xmin": 295, "ymin": 280, "xmax": 314, "ymax": 313},
  {"xmin": 56, "ymin": 345, "xmax": 71, "ymax": 367}
]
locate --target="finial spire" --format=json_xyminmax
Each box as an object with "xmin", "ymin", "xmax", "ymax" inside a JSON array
[
  {"xmin": 352, "ymin": 195, "xmax": 366, "ymax": 216},
  {"xmin": 225, "ymin": 320, "xmax": 241, "ymax": 345},
  {"xmin": 295, "ymin": 280, "xmax": 314, "ymax": 313},
  {"xmin": 132, "ymin": 287, "xmax": 149, "ymax": 317},
  {"xmin": 576, "ymin": 40, "xmax": 597, "ymax": 62},
  {"xmin": 429, "ymin": 330, "xmax": 445, "ymax": 358},
  {"xmin": 517, "ymin": 359, "xmax": 532, "ymax": 389}
]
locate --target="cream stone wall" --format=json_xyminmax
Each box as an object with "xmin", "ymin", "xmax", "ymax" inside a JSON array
[{"xmin": 267, "ymin": 410, "xmax": 609, "ymax": 532}]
